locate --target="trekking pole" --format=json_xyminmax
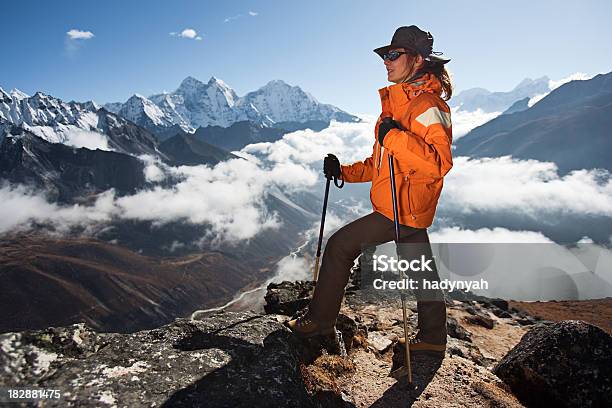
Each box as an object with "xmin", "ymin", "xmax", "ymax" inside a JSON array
[
  {"xmin": 313, "ymin": 154, "xmax": 344, "ymax": 282},
  {"xmin": 385, "ymin": 124, "xmax": 413, "ymax": 383},
  {"xmin": 313, "ymin": 176, "xmax": 331, "ymax": 282}
]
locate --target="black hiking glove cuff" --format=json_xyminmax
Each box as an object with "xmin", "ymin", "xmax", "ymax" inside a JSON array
[{"xmin": 378, "ymin": 118, "xmax": 400, "ymax": 146}]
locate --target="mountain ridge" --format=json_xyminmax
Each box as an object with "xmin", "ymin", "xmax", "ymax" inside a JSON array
[
  {"xmin": 454, "ymin": 71, "xmax": 612, "ymax": 173},
  {"xmin": 104, "ymin": 76, "xmax": 360, "ymax": 134}
]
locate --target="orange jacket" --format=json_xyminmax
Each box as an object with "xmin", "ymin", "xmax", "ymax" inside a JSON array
[{"xmin": 340, "ymin": 72, "xmax": 453, "ymax": 228}]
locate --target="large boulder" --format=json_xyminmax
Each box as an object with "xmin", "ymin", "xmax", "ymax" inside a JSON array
[
  {"xmin": 0, "ymin": 311, "xmax": 316, "ymax": 407},
  {"xmin": 264, "ymin": 280, "xmax": 314, "ymax": 316},
  {"xmin": 493, "ymin": 320, "xmax": 612, "ymax": 408}
]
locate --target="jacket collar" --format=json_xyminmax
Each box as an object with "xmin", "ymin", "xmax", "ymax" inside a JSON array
[{"xmin": 378, "ymin": 72, "xmax": 442, "ymax": 114}]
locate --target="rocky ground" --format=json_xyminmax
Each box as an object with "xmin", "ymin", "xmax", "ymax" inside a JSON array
[
  {"xmin": 1, "ymin": 279, "xmax": 610, "ymax": 407},
  {"xmin": 509, "ymin": 298, "xmax": 612, "ymax": 335}
]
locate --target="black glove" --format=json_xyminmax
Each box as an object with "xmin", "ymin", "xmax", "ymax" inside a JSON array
[
  {"xmin": 323, "ymin": 153, "xmax": 341, "ymax": 179},
  {"xmin": 378, "ymin": 117, "xmax": 400, "ymax": 146}
]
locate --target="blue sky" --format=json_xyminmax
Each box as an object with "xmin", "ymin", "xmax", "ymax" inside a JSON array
[{"xmin": 2, "ymin": 0, "xmax": 611, "ymax": 114}]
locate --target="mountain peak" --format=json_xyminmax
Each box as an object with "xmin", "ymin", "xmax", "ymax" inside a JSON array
[
  {"xmin": 131, "ymin": 93, "xmax": 148, "ymax": 101},
  {"xmin": 207, "ymin": 76, "xmax": 232, "ymax": 90},
  {"xmin": 514, "ymin": 76, "xmax": 550, "ymax": 91},
  {"xmin": 177, "ymin": 76, "xmax": 206, "ymax": 92},
  {"xmin": 10, "ymin": 88, "xmax": 29, "ymax": 100},
  {"xmin": 262, "ymin": 79, "xmax": 291, "ymax": 90}
]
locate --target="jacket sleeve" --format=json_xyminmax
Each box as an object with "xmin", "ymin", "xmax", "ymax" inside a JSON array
[
  {"xmin": 340, "ymin": 140, "xmax": 376, "ymax": 183},
  {"xmin": 382, "ymin": 94, "xmax": 453, "ymax": 179}
]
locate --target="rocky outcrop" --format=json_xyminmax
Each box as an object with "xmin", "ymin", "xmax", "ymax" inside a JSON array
[
  {"xmin": 1, "ymin": 280, "xmax": 609, "ymax": 407},
  {"xmin": 493, "ymin": 320, "xmax": 612, "ymax": 408},
  {"xmin": 264, "ymin": 280, "xmax": 315, "ymax": 316},
  {"xmin": 0, "ymin": 312, "xmax": 316, "ymax": 407}
]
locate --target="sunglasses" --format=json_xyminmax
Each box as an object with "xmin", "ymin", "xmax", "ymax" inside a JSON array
[{"xmin": 382, "ymin": 50, "xmax": 408, "ymax": 61}]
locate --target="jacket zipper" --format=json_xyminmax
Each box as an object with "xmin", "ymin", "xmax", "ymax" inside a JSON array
[{"xmin": 404, "ymin": 175, "xmax": 417, "ymax": 220}]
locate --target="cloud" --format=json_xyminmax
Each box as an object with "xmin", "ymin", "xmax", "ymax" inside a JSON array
[
  {"xmin": 430, "ymin": 226, "xmax": 553, "ymax": 243},
  {"xmin": 0, "ymin": 145, "xmax": 319, "ymax": 244},
  {"xmin": 242, "ymin": 119, "xmax": 374, "ymax": 168},
  {"xmin": 451, "ymin": 107, "xmax": 501, "ymax": 140},
  {"xmin": 529, "ymin": 72, "xmax": 596, "ymax": 107},
  {"xmin": 0, "ymin": 183, "xmax": 117, "ymax": 236},
  {"xmin": 66, "ymin": 29, "xmax": 94, "ymax": 40},
  {"xmin": 549, "ymin": 72, "xmax": 594, "ymax": 91},
  {"xmin": 224, "ymin": 14, "xmax": 242, "ymax": 23},
  {"xmin": 442, "ymin": 156, "xmax": 612, "ymax": 218},
  {"xmin": 240, "ymin": 118, "xmax": 611, "ymax": 238},
  {"xmin": 64, "ymin": 29, "xmax": 94, "ymax": 56},
  {"xmin": 170, "ymin": 28, "xmax": 202, "ymax": 41},
  {"xmin": 63, "ymin": 130, "xmax": 112, "ymax": 151},
  {"xmin": 224, "ymin": 11, "xmax": 258, "ymax": 23},
  {"xmin": 527, "ymin": 93, "xmax": 547, "ymax": 107},
  {"xmin": 2, "ymin": 117, "xmax": 610, "ymax": 246},
  {"xmin": 272, "ymin": 254, "xmax": 311, "ymax": 282}
]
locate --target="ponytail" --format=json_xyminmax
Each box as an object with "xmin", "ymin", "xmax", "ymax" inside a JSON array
[{"xmin": 424, "ymin": 61, "xmax": 453, "ymax": 101}]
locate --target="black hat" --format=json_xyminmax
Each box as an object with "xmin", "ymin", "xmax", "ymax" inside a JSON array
[{"xmin": 373, "ymin": 25, "xmax": 450, "ymax": 64}]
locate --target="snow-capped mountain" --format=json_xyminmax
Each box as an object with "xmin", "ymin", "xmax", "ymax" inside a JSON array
[
  {"xmin": 118, "ymin": 94, "xmax": 176, "ymax": 133},
  {"xmin": 0, "ymin": 87, "xmax": 163, "ymax": 158},
  {"xmin": 450, "ymin": 77, "xmax": 551, "ymax": 113},
  {"xmin": 239, "ymin": 79, "xmax": 358, "ymax": 123},
  {"xmin": 104, "ymin": 76, "xmax": 359, "ymax": 134}
]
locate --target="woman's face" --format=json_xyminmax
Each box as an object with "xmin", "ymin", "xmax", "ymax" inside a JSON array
[{"xmin": 384, "ymin": 47, "xmax": 419, "ymax": 84}]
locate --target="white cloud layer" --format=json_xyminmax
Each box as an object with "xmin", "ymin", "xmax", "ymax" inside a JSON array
[
  {"xmin": 442, "ymin": 156, "xmax": 612, "ymax": 217},
  {"xmin": 451, "ymin": 107, "xmax": 501, "ymax": 140},
  {"xmin": 0, "ymin": 148, "xmax": 318, "ymax": 243},
  {"xmin": 529, "ymin": 72, "xmax": 596, "ymax": 107},
  {"xmin": 549, "ymin": 72, "xmax": 594, "ymax": 91},
  {"xmin": 242, "ymin": 119, "xmax": 374, "ymax": 168},
  {"xmin": 1, "ymin": 116, "xmax": 610, "ymax": 246},
  {"xmin": 430, "ymin": 226, "xmax": 553, "ymax": 243}
]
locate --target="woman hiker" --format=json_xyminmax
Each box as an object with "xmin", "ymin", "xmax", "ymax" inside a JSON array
[{"xmin": 287, "ymin": 25, "xmax": 453, "ymax": 354}]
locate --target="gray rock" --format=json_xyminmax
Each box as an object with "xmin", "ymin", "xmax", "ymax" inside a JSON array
[
  {"xmin": 447, "ymin": 316, "xmax": 472, "ymax": 342},
  {"xmin": 493, "ymin": 320, "xmax": 612, "ymax": 408},
  {"xmin": 490, "ymin": 307, "xmax": 513, "ymax": 319},
  {"xmin": 0, "ymin": 311, "xmax": 316, "ymax": 407},
  {"xmin": 464, "ymin": 306, "xmax": 495, "ymax": 329},
  {"xmin": 264, "ymin": 280, "xmax": 314, "ymax": 316},
  {"xmin": 368, "ymin": 332, "xmax": 394, "ymax": 353},
  {"xmin": 335, "ymin": 313, "xmax": 359, "ymax": 353},
  {"xmin": 490, "ymin": 299, "xmax": 509, "ymax": 311},
  {"xmin": 446, "ymin": 338, "xmax": 492, "ymax": 367},
  {"xmin": 464, "ymin": 314, "xmax": 495, "ymax": 329}
]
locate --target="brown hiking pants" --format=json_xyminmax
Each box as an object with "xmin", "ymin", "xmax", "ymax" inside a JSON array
[{"xmin": 307, "ymin": 211, "xmax": 447, "ymax": 344}]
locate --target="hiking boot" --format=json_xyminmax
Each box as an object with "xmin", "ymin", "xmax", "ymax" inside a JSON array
[
  {"xmin": 286, "ymin": 314, "xmax": 335, "ymax": 338},
  {"xmin": 398, "ymin": 335, "xmax": 446, "ymax": 354}
]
